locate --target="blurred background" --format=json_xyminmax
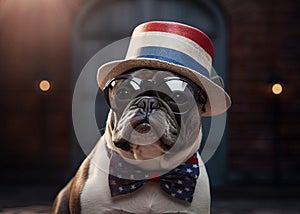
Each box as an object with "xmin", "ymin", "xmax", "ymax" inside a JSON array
[{"xmin": 0, "ymin": 0, "xmax": 299, "ymax": 213}]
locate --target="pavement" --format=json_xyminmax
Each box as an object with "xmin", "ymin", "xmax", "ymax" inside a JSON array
[{"xmin": 0, "ymin": 183, "xmax": 299, "ymax": 213}]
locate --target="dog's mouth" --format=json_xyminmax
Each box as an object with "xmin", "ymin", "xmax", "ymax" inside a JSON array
[
  {"xmin": 114, "ymin": 117, "xmax": 176, "ymax": 153},
  {"xmin": 132, "ymin": 118, "xmax": 152, "ymax": 134},
  {"xmin": 114, "ymin": 137, "xmax": 173, "ymax": 153},
  {"xmin": 113, "ymin": 121, "xmax": 152, "ymax": 151}
]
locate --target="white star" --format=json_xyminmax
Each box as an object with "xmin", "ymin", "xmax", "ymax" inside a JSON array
[
  {"xmin": 177, "ymin": 189, "xmax": 183, "ymax": 194},
  {"xmin": 131, "ymin": 185, "xmax": 136, "ymax": 190},
  {"xmin": 171, "ymin": 193, "xmax": 176, "ymax": 197},
  {"xmin": 177, "ymin": 180, "xmax": 183, "ymax": 184},
  {"xmin": 165, "ymin": 184, "xmax": 169, "ymax": 189},
  {"xmin": 186, "ymin": 168, "xmax": 192, "ymax": 173},
  {"xmin": 118, "ymin": 187, "xmax": 123, "ymax": 192},
  {"xmin": 184, "ymin": 187, "xmax": 190, "ymax": 192},
  {"xmin": 192, "ymin": 164, "xmax": 198, "ymax": 168}
]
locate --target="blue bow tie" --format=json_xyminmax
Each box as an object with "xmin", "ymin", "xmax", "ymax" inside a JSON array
[{"xmin": 108, "ymin": 152, "xmax": 200, "ymax": 202}]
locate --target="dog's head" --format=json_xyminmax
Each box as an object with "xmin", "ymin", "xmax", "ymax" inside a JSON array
[{"xmin": 103, "ymin": 68, "xmax": 207, "ymax": 167}]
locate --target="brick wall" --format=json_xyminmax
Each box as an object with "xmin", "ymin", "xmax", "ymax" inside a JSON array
[
  {"xmin": 0, "ymin": 0, "xmax": 299, "ymax": 183},
  {"xmin": 0, "ymin": 0, "xmax": 83, "ymax": 175},
  {"xmin": 220, "ymin": 0, "xmax": 300, "ymax": 179}
]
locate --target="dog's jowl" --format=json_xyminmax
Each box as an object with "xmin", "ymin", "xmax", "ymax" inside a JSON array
[{"xmin": 53, "ymin": 21, "xmax": 231, "ymax": 214}]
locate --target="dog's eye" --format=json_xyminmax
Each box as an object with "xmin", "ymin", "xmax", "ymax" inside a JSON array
[
  {"xmin": 171, "ymin": 92, "xmax": 188, "ymax": 105},
  {"xmin": 116, "ymin": 88, "xmax": 131, "ymax": 100}
]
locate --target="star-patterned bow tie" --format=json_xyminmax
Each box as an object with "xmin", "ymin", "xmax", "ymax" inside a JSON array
[{"xmin": 108, "ymin": 152, "xmax": 200, "ymax": 202}]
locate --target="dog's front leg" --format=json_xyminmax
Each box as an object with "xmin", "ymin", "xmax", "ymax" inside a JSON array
[
  {"xmin": 52, "ymin": 156, "xmax": 91, "ymax": 214},
  {"xmin": 52, "ymin": 179, "xmax": 72, "ymax": 214}
]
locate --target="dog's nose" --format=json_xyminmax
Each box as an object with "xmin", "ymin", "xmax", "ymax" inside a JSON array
[{"xmin": 137, "ymin": 97, "xmax": 160, "ymax": 114}]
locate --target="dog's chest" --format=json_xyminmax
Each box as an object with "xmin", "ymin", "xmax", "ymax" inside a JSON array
[
  {"xmin": 80, "ymin": 140, "xmax": 210, "ymax": 213},
  {"xmin": 81, "ymin": 176, "xmax": 181, "ymax": 213}
]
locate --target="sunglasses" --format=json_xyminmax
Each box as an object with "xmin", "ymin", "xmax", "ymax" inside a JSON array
[{"xmin": 103, "ymin": 74, "xmax": 207, "ymax": 114}]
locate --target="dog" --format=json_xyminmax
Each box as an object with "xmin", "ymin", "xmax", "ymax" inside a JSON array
[
  {"xmin": 53, "ymin": 68, "xmax": 212, "ymax": 213},
  {"xmin": 53, "ymin": 21, "xmax": 231, "ymax": 214}
]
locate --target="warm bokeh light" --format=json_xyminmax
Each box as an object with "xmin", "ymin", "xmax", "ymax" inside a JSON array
[
  {"xmin": 272, "ymin": 83, "xmax": 283, "ymax": 95},
  {"xmin": 39, "ymin": 80, "xmax": 51, "ymax": 92}
]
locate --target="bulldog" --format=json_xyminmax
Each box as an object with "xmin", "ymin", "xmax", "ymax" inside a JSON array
[
  {"xmin": 53, "ymin": 20, "xmax": 232, "ymax": 214},
  {"xmin": 52, "ymin": 69, "xmax": 211, "ymax": 214}
]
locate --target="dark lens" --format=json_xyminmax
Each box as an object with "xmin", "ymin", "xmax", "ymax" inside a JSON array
[
  {"xmin": 115, "ymin": 87, "xmax": 132, "ymax": 101},
  {"xmin": 171, "ymin": 91, "xmax": 188, "ymax": 105},
  {"xmin": 108, "ymin": 78, "xmax": 141, "ymax": 111},
  {"xmin": 157, "ymin": 79, "xmax": 195, "ymax": 114}
]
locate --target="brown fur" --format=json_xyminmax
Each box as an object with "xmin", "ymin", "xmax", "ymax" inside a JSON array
[{"xmin": 52, "ymin": 157, "xmax": 91, "ymax": 213}]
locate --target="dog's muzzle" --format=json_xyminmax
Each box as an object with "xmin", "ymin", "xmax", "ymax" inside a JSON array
[
  {"xmin": 113, "ymin": 94, "xmax": 177, "ymax": 150},
  {"xmin": 136, "ymin": 96, "xmax": 160, "ymax": 115}
]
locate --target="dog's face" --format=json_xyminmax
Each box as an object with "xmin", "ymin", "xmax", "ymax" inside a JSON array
[{"xmin": 104, "ymin": 69, "xmax": 207, "ymax": 162}]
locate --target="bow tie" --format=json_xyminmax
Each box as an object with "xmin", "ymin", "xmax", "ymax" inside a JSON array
[{"xmin": 108, "ymin": 152, "xmax": 199, "ymax": 202}]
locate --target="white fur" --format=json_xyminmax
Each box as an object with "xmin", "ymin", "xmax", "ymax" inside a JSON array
[{"xmin": 80, "ymin": 137, "xmax": 211, "ymax": 214}]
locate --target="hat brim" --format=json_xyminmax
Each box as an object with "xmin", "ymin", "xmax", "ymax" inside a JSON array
[{"xmin": 97, "ymin": 58, "xmax": 231, "ymax": 116}]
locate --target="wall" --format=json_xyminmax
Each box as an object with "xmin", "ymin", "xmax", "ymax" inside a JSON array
[
  {"xmin": 0, "ymin": 0, "xmax": 83, "ymax": 182},
  {"xmin": 220, "ymin": 0, "xmax": 300, "ymax": 181},
  {"xmin": 0, "ymin": 0, "xmax": 299, "ymax": 183}
]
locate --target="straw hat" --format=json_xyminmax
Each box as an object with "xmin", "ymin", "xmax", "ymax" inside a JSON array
[{"xmin": 97, "ymin": 21, "xmax": 231, "ymax": 116}]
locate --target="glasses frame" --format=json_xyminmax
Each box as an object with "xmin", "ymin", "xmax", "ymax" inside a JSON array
[{"xmin": 103, "ymin": 74, "xmax": 207, "ymax": 114}]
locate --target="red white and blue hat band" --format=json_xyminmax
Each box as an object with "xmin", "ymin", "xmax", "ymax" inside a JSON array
[
  {"xmin": 134, "ymin": 22, "xmax": 214, "ymax": 58},
  {"xmin": 127, "ymin": 46, "xmax": 210, "ymax": 79},
  {"xmin": 125, "ymin": 22, "xmax": 214, "ymax": 79}
]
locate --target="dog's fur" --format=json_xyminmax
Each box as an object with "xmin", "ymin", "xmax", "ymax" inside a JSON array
[{"xmin": 52, "ymin": 69, "xmax": 211, "ymax": 214}]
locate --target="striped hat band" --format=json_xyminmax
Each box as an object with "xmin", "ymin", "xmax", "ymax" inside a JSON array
[{"xmin": 125, "ymin": 22, "xmax": 214, "ymax": 78}]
